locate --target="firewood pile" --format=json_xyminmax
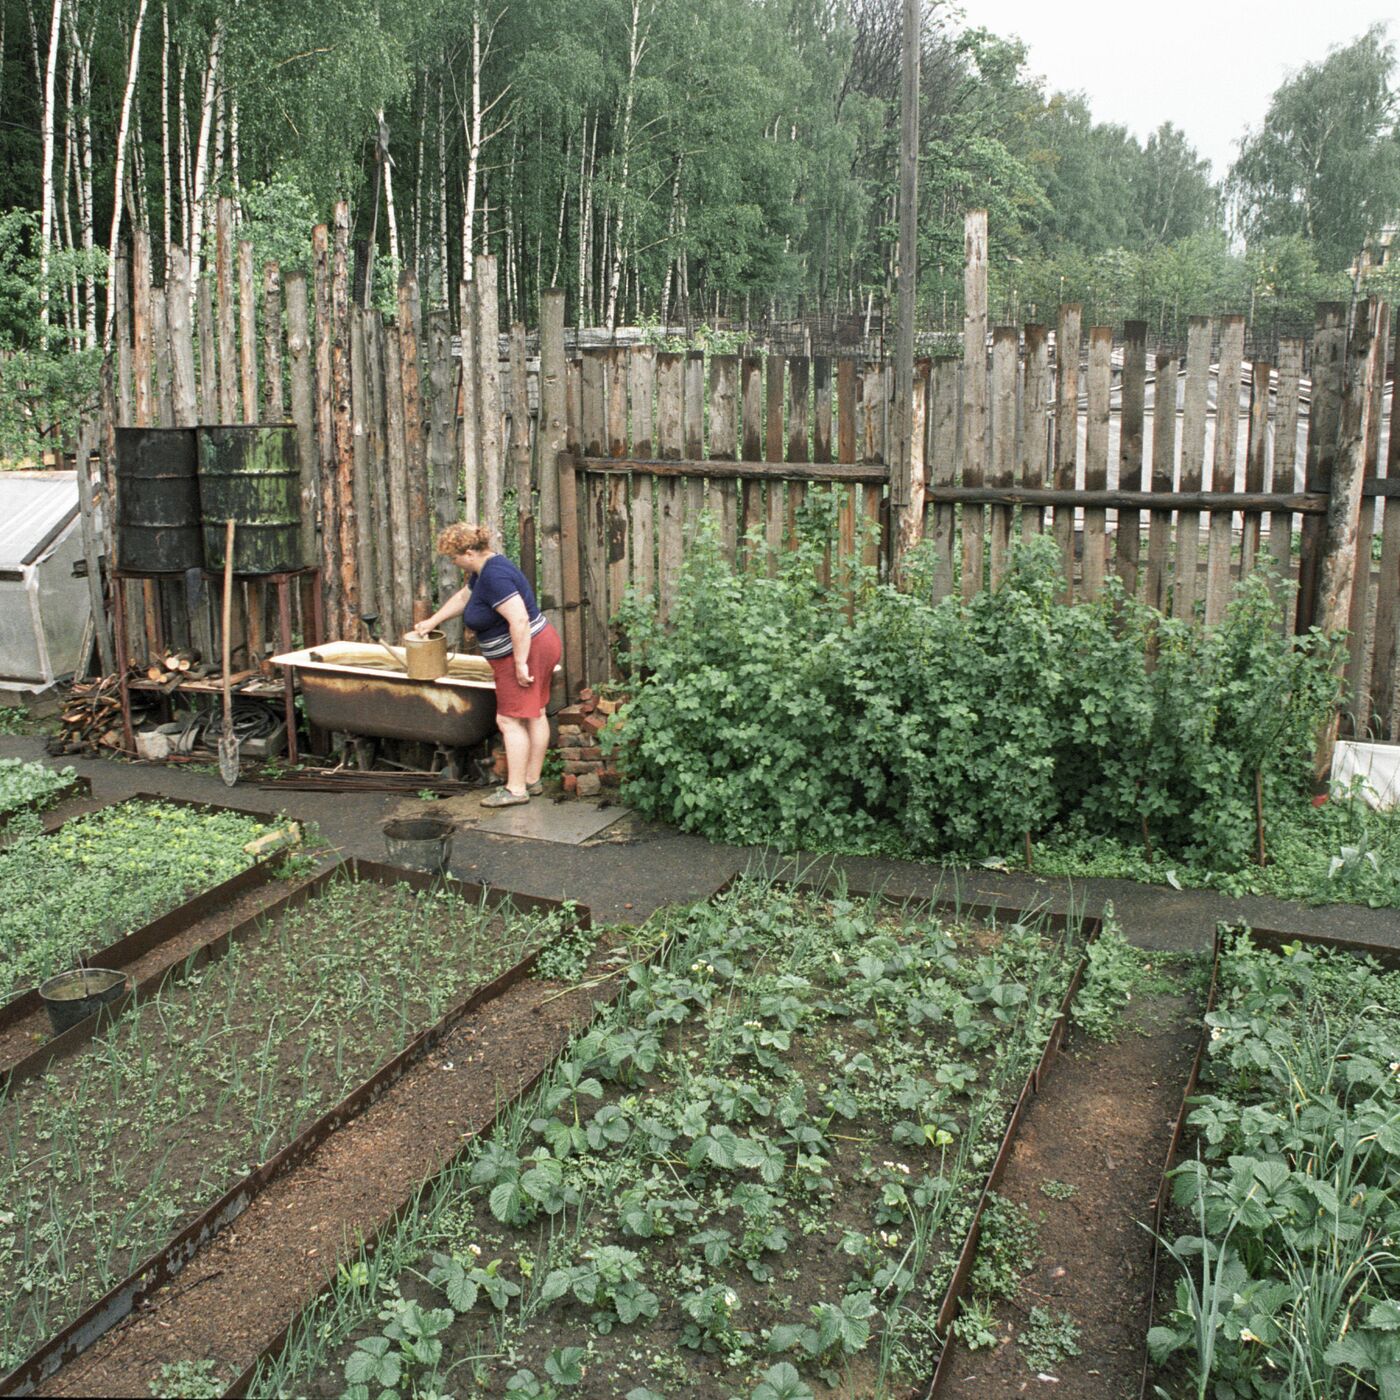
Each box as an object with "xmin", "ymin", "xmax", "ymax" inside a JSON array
[
  {"xmin": 45, "ymin": 676, "xmax": 146, "ymax": 755},
  {"xmin": 139, "ymin": 648, "xmax": 212, "ymax": 691}
]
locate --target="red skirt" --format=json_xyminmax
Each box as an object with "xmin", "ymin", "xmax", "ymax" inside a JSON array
[{"xmin": 487, "ymin": 622, "xmax": 561, "ymax": 719}]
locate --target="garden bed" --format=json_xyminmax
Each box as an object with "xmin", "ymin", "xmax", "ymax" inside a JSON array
[
  {"xmin": 0, "ymin": 794, "xmax": 277, "ymax": 1011},
  {"xmin": 246, "ymin": 877, "xmax": 1096, "ymax": 1400},
  {"xmin": 0, "ymin": 760, "xmax": 88, "ymax": 828},
  {"xmin": 0, "ymin": 860, "xmax": 580, "ymax": 1390},
  {"xmin": 1142, "ymin": 925, "xmax": 1400, "ymax": 1399}
]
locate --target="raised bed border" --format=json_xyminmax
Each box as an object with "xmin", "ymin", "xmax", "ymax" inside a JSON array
[
  {"xmin": 224, "ymin": 876, "xmax": 1100, "ymax": 1400},
  {"xmin": 0, "ymin": 773, "xmax": 90, "ymax": 831},
  {"xmin": 0, "ymin": 857, "xmax": 590, "ymax": 1399},
  {"xmin": 0, "ymin": 792, "xmax": 287, "ymax": 1092},
  {"xmin": 1137, "ymin": 923, "xmax": 1400, "ymax": 1400}
]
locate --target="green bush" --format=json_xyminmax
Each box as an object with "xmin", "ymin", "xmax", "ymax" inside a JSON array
[{"xmin": 610, "ymin": 516, "xmax": 1341, "ymax": 872}]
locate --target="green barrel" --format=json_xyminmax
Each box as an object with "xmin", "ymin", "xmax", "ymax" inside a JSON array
[
  {"xmin": 115, "ymin": 427, "xmax": 203, "ymax": 572},
  {"xmin": 196, "ymin": 424, "xmax": 303, "ymax": 574}
]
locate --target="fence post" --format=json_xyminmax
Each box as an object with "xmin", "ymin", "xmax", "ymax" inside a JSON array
[
  {"xmin": 1370, "ymin": 344, "xmax": 1400, "ymax": 739},
  {"xmin": 1297, "ymin": 303, "xmax": 1347, "ymax": 634},
  {"xmin": 1053, "ymin": 304, "xmax": 1081, "ymax": 601},
  {"xmin": 538, "ymin": 290, "xmax": 569, "ymax": 698},
  {"xmin": 475, "ymin": 254, "xmax": 504, "ymax": 542},
  {"xmin": 961, "ymin": 211, "xmax": 988, "ymax": 599},
  {"xmin": 1315, "ymin": 296, "xmax": 1385, "ymax": 774},
  {"xmin": 332, "ymin": 202, "xmax": 359, "ymax": 635}
]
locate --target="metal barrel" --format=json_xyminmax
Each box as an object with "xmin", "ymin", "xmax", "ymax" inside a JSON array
[
  {"xmin": 197, "ymin": 424, "xmax": 303, "ymax": 575},
  {"xmin": 115, "ymin": 427, "xmax": 203, "ymax": 572}
]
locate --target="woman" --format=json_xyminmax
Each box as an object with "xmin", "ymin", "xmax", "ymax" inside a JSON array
[{"xmin": 411, "ymin": 523, "xmax": 561, "ymax": 807}]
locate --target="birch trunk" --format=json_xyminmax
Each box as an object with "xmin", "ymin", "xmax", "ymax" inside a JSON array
[
  {"xmin": 604, "ymin": 0, "xmax": 651, "ymax": 329},
  {"xmin": 380, "ymin": 108, "xmax": 401, "ymax": 266},
  {"xmin": 160, "ymin": 0, "xmax": 171, "ymax": 251},
  {"xmin": 187, "ymin": 23, "xmax": 221, "ymax": 294},
  {"xmin": 102, "ymin": 0, "xmax": 149, "ymax": 344},
  {"xmin": 39, "ymin": 0, "xmax": 62, "ymax": 330},
  {"xmin": 67, "ymin": 6, "xmax": 96, "ymax": 347}
]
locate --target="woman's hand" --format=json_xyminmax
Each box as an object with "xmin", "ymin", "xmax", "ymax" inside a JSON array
[
  {"xmin": 515, "ymin": 659, "xmax": 534, "ymax": 687},
  {"xmin": 409, "ymin": 618, "xmax": 437, "ymax": 638}
]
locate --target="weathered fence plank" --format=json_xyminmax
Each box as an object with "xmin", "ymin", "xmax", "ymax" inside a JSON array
[
  {"xmin": 537, "ymin": 290, "xmax": 568, "ymax": 643},
  {"xmin": 629, "ymin": 345, "xmax": 656, "ymax": 596},
  {"xmin": 510, "ymin": 322, "xmax": 534, "ymax": 585},
  {"xmin": 398, "ymin": 269, "xmax": 430, "ymax": 622},
  {"xmin": 1115, "ymin": 321, "xmax": 1147, "ymax": 592},
  {"xmin": 332, "ymin": 203, "xmax": 359, "ymax": 634},
  {"xmin": 741, "ymin": 354, "xmax": 765, "ymax": 555},
  {"xmin": 1204, "ymin": 315, "xmax": 1245, "ymax": 626},
  {"xmin": 1298, "ymin": 304, "xmax": 1347, "ymax": 634},
  {"xmin": 285, "ymin": 270, "xmax": 315, "ymax": 566},
  {"xmin": 1020, "ymin": 324, "xmax": 1049, "ymax": 542},
  {"xmin": 262, "ymin": 261, "xmax": 285, "ymax": 421},
  {"xmin": 1370, "ymin": 348, "xmax": 1400, "ymax": 738},
  {"xmin": 1053, "ymin": 305, "xmax": 1081, "ymax": 598},
  {"xmin": 962, "ymin": 214, "xmax": 989, "ymax": 599},
  {"xmin": 684, "ymin": 351, "xmax": 706, "ymax": 538},
  {"xmin": 426, "ymin": 309, "xmax": 459, "ymax": 618},
  {"xmin": 237, "ymin": 239, "xmax": 259, "ymax": 421},
  {"xmin": 215, "ymin": 201, "xmax": 238, "ymax": 423},
  {"xmin": 709, "ymin": 354, "xmax": 740, "ymax": 560},
  {"xmin": 1173, "ymin": 316, "xmax": 1212, "ymax": 620},
  {"xmin": 1240, "ymin": 360, "xmax": 1271, "ymax": 576},
  {"xmin": 1081, "ymin": 326, "xmax": 1113, "ymax": 598},
  {"xmin": 313, "ymin": 223, "xmax": 340, "ymax": 629},
  {"xmin": 475, "ymin": 255, "xmax": 504, "ymax": 540},
  {"xmin": 989, "ymin": 328, "xmax": 1017, "ymax": 587},
  {"xmin": 655, "ymin": 352, "xmax": 685, "ymax": 617},
  {"xmin": 929, "ymin": 360, "xmax": 958, "ymax": 601},
  {"xmin": 349, "ymin": 305, "xmax": 377, "ymax": 627},
  {"xmin": 382, "ymin": 321, "xmax": 413, "ymax": 637},
  {"xmin": 458, "ymin": 280, "xmax": 479, "ymax": 521},
  {"xmin": 1268, "ymin": 340, "xmax": 1304, "ymax": 596}
]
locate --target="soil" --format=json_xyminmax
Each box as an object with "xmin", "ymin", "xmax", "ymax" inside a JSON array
[
  {"xmin": 40, "ymin": 940, "xmax": 631, "ymax": 1399},
  {"xmin": 939, "ymin": 980, "xmax": 1201, "ymax": 1400}
]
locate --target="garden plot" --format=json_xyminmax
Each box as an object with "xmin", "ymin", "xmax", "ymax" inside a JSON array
[
  {"xmin": 0, "ymin": 759, "xmax": 84, "ymax": 825},
  {"xmin": 1146, "ymin": 929, "xmax": 1400, "ymax": 1399},
  {"xmin": 253, "ymin": 878, "xmax": 1091, "ymax": 1400},
  {"xmin": 0, "ymin": 798, "xmax": 268, "ymax": 1004},
  {"xmin": 0, "ymin": 868, "xmax": 565, "ymax": 1377}
]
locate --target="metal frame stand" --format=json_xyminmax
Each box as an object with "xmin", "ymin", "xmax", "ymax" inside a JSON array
[{"xmin": 113, "ymin": 565, "xmax": 322, "ymax": 763}]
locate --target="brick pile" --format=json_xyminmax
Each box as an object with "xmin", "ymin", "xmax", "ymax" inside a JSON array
[{"xmin": 553, "ymin": 688, "xmax": 622, "ymax": 797}]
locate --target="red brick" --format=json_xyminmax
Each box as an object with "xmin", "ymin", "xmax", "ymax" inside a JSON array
[
  {"xmin": 581, "ymin": 713, "xmax": 607, "ymax": 735},
  {"xmin": 563, "ymin": 759, "xmax": 601, "ymax": 776},
  {"xmin": 562, "ymin": 773, "xmax": 578, "ymax": 794},
  {"xmin": 599, "ymin": 771, "xmax": 621, "ymax": 788},
  {"xmin": 556, "ymin": 707, "xmax": 588, "ymax": 725},
  {"xmin": 576, "ymin": 746, "xmax": 603, "ymax": 761},
  {"xmin": 595, "ymin": 697, "xmax": 619, "ymax": 715},
  {"xmin": 576, "ymin": 772, "xmax": 603, "ymax": 797}
]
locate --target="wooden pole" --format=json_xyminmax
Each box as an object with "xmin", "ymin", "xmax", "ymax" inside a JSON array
[
  {"xmin": 509, "ymin": 320, "xmax": 534, "ymax": 581},
  {"xmin": 890, "ymin": 0, "xmax": 919, "ymax": 541},
  {"xmin": 537, "ymin": 291, "xmax": 568, "ymax": 642},
  {"xmin": 397, "ymin": 268, "xmax": 431, "ymax": 620},
  {"xmin": 74, "ymin": 423, "xmax": 115, "ymax": 675},
  {"xmin": 285, "ymin": 271, "xmax": 316, "ymax": 568},
  {"xmin": 331, "ymin": 203, "xmax": 359, "ymax": 634},
  {"xmin": 1204, "ymin": 315, "xmax": 1245, "ymax": 625},
  {"xmin": 1315, "ymin": 297, "xmax": 1385, "ymax": 771},
  {"xmin": 215, "ymin": 197, "xmax": 238, "ymax": 422},
  {"xmin": 426, "ymin": 309, "xmax": 460, "ymax": 625},
  {"xmin": 457, "ymin": 280, "xmax": 479, "ymax": 521},
  {"xmin": 1115, "ymin": 321, "xmax": 1147, "ymax": 592},
  {"xmin": 196, "ymin": 271, "xmax": 217, "ymax": 423},
  {"xmin": 988, "ymin": 326, "xmax": 1017, "ymax": 586},
  {"xmin": 961, "ymin": 211, "xmax": 989, "ymax": 599},
  {"xmin": 475, "ymin": 254, "xmax": 504, "ymax": 540},
  {"xmin": 1053, "ymin": 303, "xmax": 1081, "ymax": 600},
  {"xmin": 131, "ymin": 230, "xmax": 153, "ymax": 428},
  {"xmin": 236, "ymin": 238, "xmax": 259, "ymax": 421},
  {"xmin": 1081, "ymin": 325, "xmax": 1113, "ymax": 598},
  {"xmin": 1370, "ymin": 345, "xmax": 1400, "ymax": 738},
  {"xmin": 262, "ymin": 260, "xmax": 285, "ymax": 420},
  {"xmin": 1173, "ymin": 316, "xmax": 1212, "ymax": 620},
  {"xmin": 1297, "ymin": 303, "xmax": 1347, "ymax": 634},
  {"xmin": 383, "ymin": 324, "xmax": 414, "ymax": 636},
  {"xmin": 167, "ymin": 246, "xmax": 197, "ymax": 428},
  {"xmin": 350, "ymin": 304, "xmax": 377, "ymax": 629},
  {"xmin": 312, "ymin": 223, "xmax": 341, "ymax": 630}
]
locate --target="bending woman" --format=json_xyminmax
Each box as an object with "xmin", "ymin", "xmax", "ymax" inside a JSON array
[{"xmin": 411, "ymin": 523, "xmax": 561, "ymax": 807}]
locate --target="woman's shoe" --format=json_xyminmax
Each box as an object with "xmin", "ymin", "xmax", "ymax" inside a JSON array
[
  {"xmin": 526, "ymin": 781, "xmax": 544, "ymax": 796},
  {"xmin": 481, "ymin": 787, "xmax": 530, "ymax": 808}
]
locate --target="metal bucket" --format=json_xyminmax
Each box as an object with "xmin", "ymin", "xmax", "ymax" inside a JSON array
[
  {"xmin": 115, "ymin": 427, "xmax": 203, "ymax": 572},
  {"xmin": 402, "ymin": 630, "xmax": 448, "ymax": 680},
  {"xmin": 197, "ymin": 424, "xmax": 303, "ymax": 574},
  {"xmin": 38, "ymin": 968, "xmax": 130, "ymax": 1036},
  {"xmin": 381, "ymin": 817, "xmax": 454, "ymax": 874}
]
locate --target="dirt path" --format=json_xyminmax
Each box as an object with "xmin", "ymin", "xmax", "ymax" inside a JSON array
[
  {"xmin": 40, "ymin": 952, "xmax": 624, "ymax": 1399},
  {"xmin": 940, "ymin": 983, "xmax": 1199, "ymax": 1400}
]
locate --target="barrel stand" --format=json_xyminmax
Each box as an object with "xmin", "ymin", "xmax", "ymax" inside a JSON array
[{"xmin": 114, "ymin": 565, "xmax": 323, "ymax": 762}]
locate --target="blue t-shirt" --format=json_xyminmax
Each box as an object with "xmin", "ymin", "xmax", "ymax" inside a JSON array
[{"xmin": 462, "ymin": 554, "xmax": 545, "ymax": 658}]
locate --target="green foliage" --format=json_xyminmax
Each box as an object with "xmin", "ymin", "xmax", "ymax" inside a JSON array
[
  {"xmin": 0, "ymin": 707, "xmax": 31, "ymax": 735},
  {"xmin": 0, "ymin": 759, "xmax": 77, "ymax": 817},
  {"xmin": 533, "ymin": 913, "xmax": 598, "ymax": 982},
  {"xmin": 0, "ymin": 800, "xmax": 267, "ymax": 1000},
  {"xmin": 612, "ymin": 526, "xmax": 1340, "ymax": 877},
  {"xmin": 150, "ymin": 1360, "xmax": 223, "ymax": 1399},
  {"xmin": 1229, "ymin": 25, "xmax": 1400, "ymax": 273},
  {"xmin": 1149, "ymin": 932, "xmax": 1400, "ymax": 1398},
  {"xmin": 1017, "ymin": 1307, "xmax": 1081, "ymax": 1372},
  {"xmin": 1039, "ymin": 1179, "xmax": 1077, "ymax": 1201},
  {"xmin": 1072, "ymin": 918, "xmax": 1146, "ymax": 1042}
]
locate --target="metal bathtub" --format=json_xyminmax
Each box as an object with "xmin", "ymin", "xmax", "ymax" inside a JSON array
[{"xmin": 270, "ymin": 643, "xmax": 498, "ymax": 747}]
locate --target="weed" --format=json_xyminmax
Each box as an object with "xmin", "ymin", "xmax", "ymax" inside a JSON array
[
  {"xmin": 1072, "ymin": 914, "xmax": 1145, "ymax": 1041},
  {"xmin": 951, "ymin": 1296, "xmax": 999, "ymax": 1350},
  {"xmin": 150, "ymin": 1359, "xmax": 222, "ymax": 1398},
  {"xmin": 1017, "ymin": 1306, "xmax": 1081, "ymax": 1372},
  {"xmin": 1039, "ymin": 1179, "xmax": 1077, "ymax": 1201}
]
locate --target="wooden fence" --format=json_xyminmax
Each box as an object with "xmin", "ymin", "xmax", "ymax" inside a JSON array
[{"xmin": 82, "ymin": 205, "xmax": 1400, "ymax": 748}]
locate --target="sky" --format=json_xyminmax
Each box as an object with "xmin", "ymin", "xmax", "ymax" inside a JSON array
[{"xmin": 955, "ymin": 0, "xmax": 1396, "ymax": 177}]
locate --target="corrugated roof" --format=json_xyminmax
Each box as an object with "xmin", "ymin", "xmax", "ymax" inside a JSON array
[{"xmin": 0, "ymin": 473, "xmax": 79, "ymax": 568}]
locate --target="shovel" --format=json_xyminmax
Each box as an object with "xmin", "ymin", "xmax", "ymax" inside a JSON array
[{"xmin": 218, "ymin": 519, "xmax": 240, "ymax": 787}]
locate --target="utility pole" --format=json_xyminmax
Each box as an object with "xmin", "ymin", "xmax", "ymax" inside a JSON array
[{"xmin": 892, "ymin": 0, "xmax": 921, "ymax": 574}]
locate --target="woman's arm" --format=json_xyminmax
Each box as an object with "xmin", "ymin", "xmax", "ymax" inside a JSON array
[
  {"xmin": 412, "ymin": 581, "xmax": 472, "ymax": 635},
  {"xmin": 496, "ymin": 595, "xmax": 535, "ymax": 684}
]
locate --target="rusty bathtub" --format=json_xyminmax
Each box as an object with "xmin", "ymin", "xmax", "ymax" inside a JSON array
[{"xmin": 270, "ymin": 642, "xmax": 499, "ymax": 747}]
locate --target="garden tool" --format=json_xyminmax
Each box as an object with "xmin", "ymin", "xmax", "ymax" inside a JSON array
[{"xmin": 218, "ymin": 520, "xmax": 240, "ymax": 786}]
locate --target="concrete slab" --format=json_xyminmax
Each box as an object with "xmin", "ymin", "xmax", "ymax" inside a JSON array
[{"xmin": 473, "ymin": 795, "xmax": 630, "ymax": 845}]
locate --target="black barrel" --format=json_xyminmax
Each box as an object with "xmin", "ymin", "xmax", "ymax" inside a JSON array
[
  {"xmin": 197, "ymin": 424, "xmax": 303, "ymax": 574},
  {"xmin": 115, "ymin": 427, "xmax": 203, "ymax": 572}
]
